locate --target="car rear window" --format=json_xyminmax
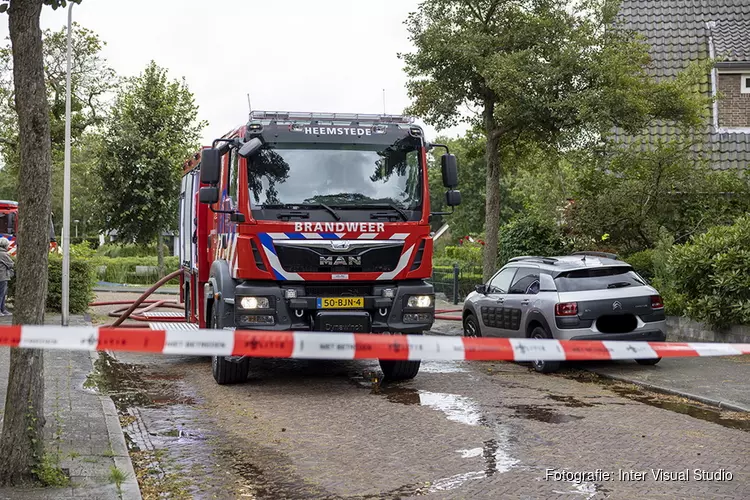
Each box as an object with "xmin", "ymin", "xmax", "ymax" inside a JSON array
[{"xmin": 554, "ymin": 267, "xmax": 646, "ymax": 292}]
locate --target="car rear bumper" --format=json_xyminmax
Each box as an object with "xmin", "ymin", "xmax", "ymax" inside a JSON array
[
  {"xmin": 551, "ymin": 319, "xmax": 668, "ymax": 341},
  {"xmin": 568, "ymin": 330, "xmax": 667, "ymax": 342}
]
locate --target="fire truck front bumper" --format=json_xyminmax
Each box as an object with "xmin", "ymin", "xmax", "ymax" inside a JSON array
[{"xmin": 233, "ymin": 280, "xmax": 435, "ymax": 334}]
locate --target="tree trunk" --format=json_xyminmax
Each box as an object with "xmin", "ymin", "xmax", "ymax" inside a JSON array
[
  {"xmin": 156, "ymin": 232, "xmax": 165, "ymax": 278},
  {"xmin": 482, "ymin": 100, "xmax": 502, "ymax": 282},
  {"xmin": 0, "ymin": 0, "xmax": 52, "ymax": 486}
]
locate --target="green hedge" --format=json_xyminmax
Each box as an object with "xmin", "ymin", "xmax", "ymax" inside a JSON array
[
  {"xmin": 623, "ymin": 249, "xmax": 655, "ymax": 282},
  {"xmin": 444, "ymin": 245, "xmax": 482, "ymax": 265},
  {"xmin": 8, "ymin": 256, "xmax": 94, "ymax": 314},
  {"xmin": 665, "ymin": 216, "xmax": 750, "ymax": 328},
  {"xmin": 498, "ymin": 214, "xmax": 566, "ymax": 266},
  {"xmin": 93, "ymin": 256, "xmax": 180, "ymax": 285},
  {"xmin": 96, "ymin": 243, "xmax": 171, "ymax": 258}
]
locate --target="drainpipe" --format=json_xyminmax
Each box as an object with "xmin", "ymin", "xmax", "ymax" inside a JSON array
[{"xmin": 706, "ymin": 21, "xmax": 720, "ymax": 131}]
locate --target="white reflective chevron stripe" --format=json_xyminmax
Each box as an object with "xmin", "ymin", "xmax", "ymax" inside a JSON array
[{"xmin": 377, "ymin": 244, "xmax": 415, "ymax": 280}]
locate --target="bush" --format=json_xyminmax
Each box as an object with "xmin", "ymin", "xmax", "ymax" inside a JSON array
[
  {"xmin": 46, "ymin": 257, "xmax": 94, "ymax": 313},
  {"xmin": 623, "ymin": 249, "xmax": 655, "ymax": 282},
  {"xmin": 8, "ymin": 256, "xmax": 94, "ymax": 314},
  {"xmin": 96, "ymin": 243, "xmax": 170, "ymax": 258},
  {"xmin": 93, "ymin": 256, "xmax": 180, "ymax": 285},
  {"xmin": 444, "ymin": 244, "xmax": 483, "ymax": 265},
  {"xmin": 498, "ymin": 214, "xmax": 566, "ymax": 266},
  {"xmin": 666, "ymin": 216, "xmax": 750, "ymax": 328}
]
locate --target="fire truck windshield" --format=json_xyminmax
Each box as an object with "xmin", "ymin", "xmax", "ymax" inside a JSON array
[{"xmin": 247, "ymin": 140, "xmax": 422, "ymax": 213}]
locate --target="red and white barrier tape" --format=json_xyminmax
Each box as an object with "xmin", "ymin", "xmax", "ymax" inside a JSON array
[{"xmin": 0, "ymin": 326, "xmax": 748, "ymax": 361}]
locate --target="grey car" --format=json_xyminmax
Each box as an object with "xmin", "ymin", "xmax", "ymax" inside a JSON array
[{"xmin": 462, "ymin": 252, "xmax": 667, "ymax": 373}]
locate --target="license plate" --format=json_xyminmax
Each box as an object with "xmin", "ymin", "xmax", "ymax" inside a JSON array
[{"xmin": 317, "ymin": 297, "xmax": 364, "ymax": 309}]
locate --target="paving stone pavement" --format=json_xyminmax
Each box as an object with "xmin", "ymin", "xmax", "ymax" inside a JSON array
[
  {"xmin": 108, "ymin": 350, "xmax": 750, "ymax": 499},
  {"xmin": 0, "ymin": 315, "xmax": 140, "ymax": 500}
]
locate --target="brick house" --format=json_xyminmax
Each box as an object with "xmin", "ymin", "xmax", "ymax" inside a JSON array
[{"xmin": 618, "ymin": 0, "xmax": 750, "ymax": 170}]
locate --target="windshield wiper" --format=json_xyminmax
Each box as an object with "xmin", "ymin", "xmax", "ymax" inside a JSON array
[
  {"xmin": 355, "ymin": 203, "xmax": 409, "ymax": 221},
  {"xmin": 304, "ymin": 203, "xmax": 341, "ymax": 221},
  {"xmin": 607, "ymin": 282, "xmax": 632, "ymax": 289},
  {"xmin": 264, "ymin": 203, "xmax": 341, "ymax": 221}
]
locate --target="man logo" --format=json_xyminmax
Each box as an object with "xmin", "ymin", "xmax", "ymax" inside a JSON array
[
  {"xmin": 612, "ymin": 301, "xmax": 622, "ymax": 311},
  {"xmin": 320, "ymin": 255, "xmax": 362, "ymax": 267},
  {"xmin": 330, "ymin": 241, "xmax": 351, "ymax": 252}
]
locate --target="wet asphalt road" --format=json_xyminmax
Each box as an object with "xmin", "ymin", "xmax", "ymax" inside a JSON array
[
  {"xmin": 88, "ymin": 294, "xmax": 750, "ymax": 499},
  {"xmin": 95, "ymin": 351, "xmax": 750, "ymax": 500}
]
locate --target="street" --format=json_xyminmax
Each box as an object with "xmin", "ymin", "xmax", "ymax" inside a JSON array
[{"xmin": 96, "ymin": 348, "xmax": 749, "ymax": 499}]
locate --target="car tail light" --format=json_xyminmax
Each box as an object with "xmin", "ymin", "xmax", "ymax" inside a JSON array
[
  {"xmin": 555, "ymin": 302, "xmax": 578, "ymax": 316},
  {"xmin": 651, "ymin": 295, "xmax": 664, "ymax": 309}
]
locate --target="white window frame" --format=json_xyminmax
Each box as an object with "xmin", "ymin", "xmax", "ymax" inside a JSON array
[{"xmin": 741, "ymin": 74, "xmax": 750, "ymax": 94}]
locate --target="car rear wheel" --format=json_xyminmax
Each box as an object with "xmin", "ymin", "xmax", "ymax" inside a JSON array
[
  {"xmin": 529, "ymin": 326, "xmax": 561, "ymax": 374},
  {"xmin": 636, "ymin": 358, "xmax": 662, "ymax": 366},
  {"xmin": 463, "ymin": 313, "xmax": 481, "ymax": 337},
  {"xmin": 210, "ymin": 301, "xmax": 249, "ymax": 385}
]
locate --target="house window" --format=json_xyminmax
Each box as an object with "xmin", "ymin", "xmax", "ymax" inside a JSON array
[{"xmin": 742, "ymin": 74, "xmax": 750, "ymax": 94}]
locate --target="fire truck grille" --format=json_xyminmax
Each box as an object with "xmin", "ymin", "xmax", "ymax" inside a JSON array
[
  {"xmin": 274, "ymin": 242, "xmax": 403, "ymax": 273},
  {"xmin": 304, "ymin": 284, "xmax": 372, "ymax": 297}
]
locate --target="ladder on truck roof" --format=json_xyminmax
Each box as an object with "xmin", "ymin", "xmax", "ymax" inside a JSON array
[{"xmin": 248, "ymin": 110, "xmax": 415, "ymax": 125}]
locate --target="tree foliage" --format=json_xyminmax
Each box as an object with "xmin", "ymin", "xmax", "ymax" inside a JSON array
[
  {"xmin": 97, "ymin": 61, "xmax": 205, "ymax": 271},
  {"xmin": 566, "ymin": 140, "xmax": 750, "ymax": 253},
  {"xmin": 401, "ymin": 0, "xmax": 709, "ymax": 280},
  {"xmin": 0, "ymin": 22, "xmax": 115, "ymax": 233}
]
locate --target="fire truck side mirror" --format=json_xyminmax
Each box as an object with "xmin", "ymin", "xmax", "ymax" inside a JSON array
[
  {"xmin": 199, "ymin": 187, "xmax": 219, "ymax": 204},
  {"xmin": 200, "ymin": 148, "xmax": 221, "ymax": 185},
  {"xmin": 441, "ymin": 154, "xmax": 458, "ymax": 188},
  {"xmin": 238, "ymin": 138, "xmax": 263, "ymax": 159},
  {"xmin": 445, "ymin": 189, "xmax": 461, "ymax": 207}
]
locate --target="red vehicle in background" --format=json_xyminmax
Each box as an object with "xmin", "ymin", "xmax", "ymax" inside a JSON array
[
  {"xmin": 0, "ymin": 200, "xmax": 58, "ymax": 256},
  {"xmin": 179, "ymin": 111, "xmax": 461, "ymax": 385}
]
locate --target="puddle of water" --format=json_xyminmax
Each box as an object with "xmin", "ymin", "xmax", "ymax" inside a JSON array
[
  {"xmin": 553, "ymin": 481, "xmax": 599, "ymax": 499},
  {"xmin": 418, "ymin": 391, "xmax": 483, "ymax": 426},
  {"xmin": 419, "ymin": 361, "xmax": 468, "ymax": 374},
  {"xmin": 509, "ymin": 405, "xmax": 585, "ymax": 424},
  {"xmin": 563, "ymin": 370, "xmax": 750, "ymax": 431},
  {"xmin": 380, "ymin": 388, "xmax": 521, "ymax": 493},
  {"xmin": 383, "ymin": 387, "xmax": 421, "ymax": 406},
  {"xmin": 429, "ymin": 470, "xmax": 486, "ymax": 492},
  {"xmin": 608, "ymin": 386, "xmax": 750, "ymax": 432},
  {"xmin": 458, "ymin": 447, "xmax": 483, "ymax": 458},
  {"xmin": 547, "ymin": 394, "xmax": 598, "ymax": 408}
]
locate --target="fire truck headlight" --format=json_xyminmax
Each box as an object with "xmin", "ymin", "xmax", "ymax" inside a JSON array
[
  {"xmin": 240, "ymin": 296, "xmax": 270, "ymax": 309},
  {"xmin": 407, "ymin": 295, "xmax": 433, "ymax": 308},
  {"xmin": 382, "ymin": 288, "xmax": 395, "ymax": 299}
]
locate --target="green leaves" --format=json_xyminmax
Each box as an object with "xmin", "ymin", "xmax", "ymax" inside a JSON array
[
  {"xmin": 97, "ymin": 61, "xmax": 206, "ymax": 246},
  {"xmin": 666, "ymin": 217, "xmax": 750, "ymax": 328},
  {"xmin": 0, "ymin": 0, "xmax": 81, "ymax": 14}
]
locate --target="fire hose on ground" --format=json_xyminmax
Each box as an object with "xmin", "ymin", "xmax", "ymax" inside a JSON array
[
  {"xmin": 89, "ymin": 268, "xmax": 185, "ymax": 327},
  {"xmin": 89, "ymin": 269, "xmax": 465, "ymax": 326}
]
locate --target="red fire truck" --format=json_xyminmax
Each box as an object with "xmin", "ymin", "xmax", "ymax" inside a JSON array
[
  {"xmin": 179, "ymin": 111, "xmax": 460, "ymax": 384},
  {"xmin": 0, "ymin": 200, "xmax": 58, "ymax": 256}
]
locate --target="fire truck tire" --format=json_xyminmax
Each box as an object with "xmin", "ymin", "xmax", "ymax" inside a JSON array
[
  {"xmin": 212, "ymin": 356, "xmax": 249, "ymax": 385},
  {"xmin": 379, "ymin": 359, "xmax": 421, "ymax": 381},
  {"xmin": 209, "ymin": 302, "xmax": 249, "ymax": 385}
]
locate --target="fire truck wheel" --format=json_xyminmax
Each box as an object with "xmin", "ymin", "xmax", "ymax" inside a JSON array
[
  {"xmin": 379, "ymin": 359, "xmax": 421, "ymax": 381},
  {"xmin": 212, "ymin": 356, "xmax": 249, "ymax": 385},
  {"xmin": 210, "ymin": 302, "xmax": 249, "ymax": 385}
]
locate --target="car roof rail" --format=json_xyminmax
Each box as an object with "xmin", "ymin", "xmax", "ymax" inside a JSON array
[
  {"xmin": 508, "ymin": 256, "xmax": 558, "ymax": 265},
  {"xmin": 570, "ymin": 251, "xmax": 619, "ymax": 260}
]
